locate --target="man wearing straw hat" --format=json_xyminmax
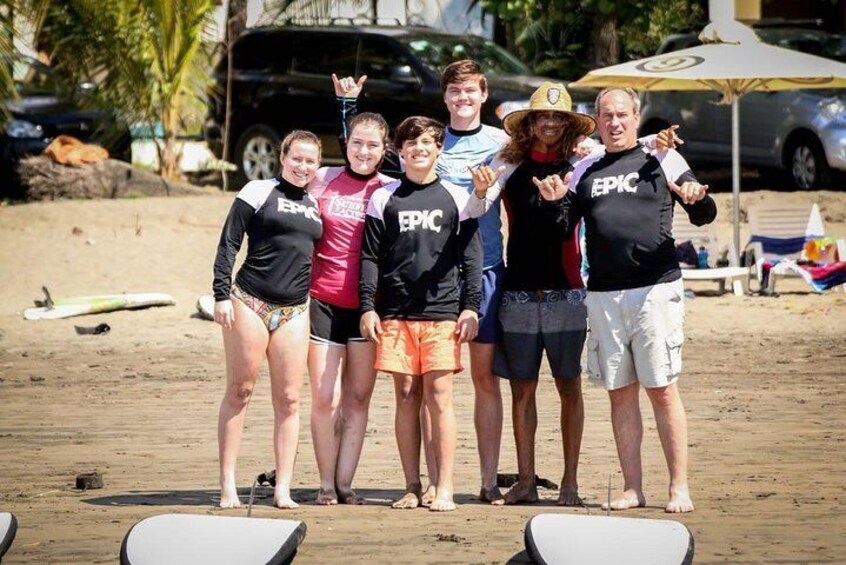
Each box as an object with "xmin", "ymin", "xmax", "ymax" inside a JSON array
[
  {"xmin": 469, "ymin": 82, "xmax": 596, "ymax": 506},
  {"xmin": 536, "ymin": 87, "xmax": 714, "ymax": 513}
]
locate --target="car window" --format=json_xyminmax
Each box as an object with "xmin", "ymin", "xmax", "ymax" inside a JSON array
[
  {"xmin": 399, "ymin": 35, "xmax": 530, "ymax": 75},
  {"xmin": 766, "ymin": 32, "xmax": 846, "ymax": 63},
  {"xmin": 234, "ymin": 33, "xmax": 291, "ymax": 72},
  {"xmin": 291, "ymin": 34, "xmax": 358, "ymax": 76},
  {"xmin": 358, "ymin": 37, "xmax": 417, "ymax": 80}
]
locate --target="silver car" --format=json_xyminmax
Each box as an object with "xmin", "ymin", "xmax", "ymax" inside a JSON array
[{"xmin": 639, "ymin": 25, "xmax": 846, "ymax": 190}]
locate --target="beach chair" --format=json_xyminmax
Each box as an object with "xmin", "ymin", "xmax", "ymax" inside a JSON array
[
  {"xmin": 744, "ymin": 203, "xmax": 845, "ymax": 293},
  {"xmin": 0, "ymin": 513, "xmax": 17, "ymax": 563},
  {"xmin": 120, "ymin": 513, "xmax": 306, "ymax": 565},
  {"xmin": 673, "ymin": 213, "xmax": 749, "ymax": 296}
]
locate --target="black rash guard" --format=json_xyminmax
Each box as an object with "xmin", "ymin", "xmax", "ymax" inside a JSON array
[
  {"xmin": 560, "ymin": 144, "xmax": 716, "ymax": 291},
  {"xmin": 495, "ymin": 152, "xmax": 584, "ymax": 291},
  {"xmin": 359, "ymin": 175, "xmax": 482, "ymax": 320},
  {"xmin": 213, "ymin": 177, "xmax": 323, "ymax": 305}
]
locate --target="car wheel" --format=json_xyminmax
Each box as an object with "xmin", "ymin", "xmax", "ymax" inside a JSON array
[
  {"xmin": 788, "ymin": 135, "xmax": 831, "ymax": 190},
  {"xmin": 235, "ymin": 125, "xmax": 281, "ymax": 183}
]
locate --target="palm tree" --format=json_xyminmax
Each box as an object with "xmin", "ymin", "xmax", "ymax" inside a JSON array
[{"xmin": 4, "ymin": 0, "xmax": 215, "ymax": 180}]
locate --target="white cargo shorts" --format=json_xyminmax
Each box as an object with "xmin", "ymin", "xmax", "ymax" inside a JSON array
[{"xmin": 584, "ymin": 279, "xmax": 685, "ymax": 391}]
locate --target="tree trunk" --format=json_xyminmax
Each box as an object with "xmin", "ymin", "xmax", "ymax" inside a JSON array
[
  {"xmin": 222, "ymin": 0, "xmax": 247, "ymax": 191},
  {"xmin": 589, "ymin": 13, "xmax": 619, "ymax": 68},
  {"xmin": 18, "ymin": 156, "xmax": 207, "ymax": 201}
]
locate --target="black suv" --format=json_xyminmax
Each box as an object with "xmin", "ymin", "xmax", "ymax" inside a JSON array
[
  {"xmin": 205, "ymin": 25, "xmax": 593, "ymax": 183},
  {"xmin": 1, "ymin": 56, "xmax": 132, "ymax": 199}
]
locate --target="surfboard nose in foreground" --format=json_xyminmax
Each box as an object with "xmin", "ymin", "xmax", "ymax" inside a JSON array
[
  {"xmin": 0, "ymin": 512, "xmax": 18, "ymax": 563},
  {"xmin": 525, "ymin": 513, "xmax": 694, "ymax": 565},
  {"xmin": 120, "ymin": 513, "xmax": 306, "ymax": 565}
]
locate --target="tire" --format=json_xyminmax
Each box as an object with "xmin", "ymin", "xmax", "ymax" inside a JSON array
[
  {"xmin": 786, "ymin": 134, "xmax": 832, "ymax": 190},
  {"xmin": 234, "ymin": 125, "xmax": 282, "ymax": 184}
]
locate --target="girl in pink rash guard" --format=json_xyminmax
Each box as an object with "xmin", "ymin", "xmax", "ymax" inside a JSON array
[{"xmin": 307, "ymin": 111, "xmax": 394, "ymax": 505}]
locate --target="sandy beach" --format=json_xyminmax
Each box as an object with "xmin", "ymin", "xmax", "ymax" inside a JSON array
[{"xmin": 1, "ymin": 188, "xmax": 844, "ymax": 564}]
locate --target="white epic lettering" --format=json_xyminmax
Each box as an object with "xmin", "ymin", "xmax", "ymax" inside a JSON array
[
  {"xmin": 277, "ymin": 197, "xmax": 320, "ymax": 222},
  {"xmin": 398, "ymin": 209, "xmax": 443, "ymax": 233},
  {"xmin": 590, "ymin": 172, "xmax": 639, "ymax": 197}
]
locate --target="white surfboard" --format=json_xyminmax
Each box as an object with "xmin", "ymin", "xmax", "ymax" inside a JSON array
[
  {"xmin": 0, "ymin": 512, "xmax": 18, "ymax": 561},
  {"xmin": 120, "ymin": 513, "xmax": 306, "ymax": 565},
  {"xmin": 23, "ymin": 293, "xmax": 175, "ymax": 320},
  {"xmin": 196, "ymin": 295, "xmax": 215, "ymax": 321},
  {"xmin": 525, "ymin": 513, "xmax": 694, "ymax": 565}
]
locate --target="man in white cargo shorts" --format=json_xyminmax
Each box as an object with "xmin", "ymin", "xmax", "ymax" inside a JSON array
[{"xmin": 543, "ymin": 87, "xmax": 715, "ymax": 513}]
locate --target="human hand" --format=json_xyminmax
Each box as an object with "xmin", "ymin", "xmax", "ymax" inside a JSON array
[
  {"xmin": 332, "ymin": 74, "xmax": 367, "ymax": 98},
  {"xmin": 469, "ymin": 164, "xmax": 506, "ymax": 198},
  {"xmin": 455, "ymin": 310, "xmax": 479, "ymax": 343},
  {"xmin": 532, "ymin": 171, "xmax": 572, "ymax": 201},
  {"xmin": 656, "ymin": 124, "xmax": 684, "ymax": 151},
  {"xmin": 359, "ymin": 311, "xmax": 382, "ymax": 343},
  {"xmin": 573, "ymin": 135, "xmax": 597, "ymax": 158},
  {"xmin": 669, "ymin": 180, "xmax": 709, "ymax": 204},
  {"xmin": 214, "ymin": 299, "xmax": 234, "ymax": 330}
]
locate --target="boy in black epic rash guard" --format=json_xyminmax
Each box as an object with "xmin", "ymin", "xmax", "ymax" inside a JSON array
[{"xmin": 359, "ymin": 116, "xmax": 482, "ymax": 512}]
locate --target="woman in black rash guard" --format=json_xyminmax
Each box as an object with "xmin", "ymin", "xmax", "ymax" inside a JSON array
[{"xmin": 212, "ymin": 130, "xmax": 323, "ymax": 510}]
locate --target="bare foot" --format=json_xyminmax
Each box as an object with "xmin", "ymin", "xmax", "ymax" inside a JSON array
[
  {"xmin": 391, "ymin": 491, "xmax": 421, "ymax": 510},
  {"xmin": 274, "ymin": 486, "xmax": 299, "ymax": 509},
  {"xmin": 316, "ymin": 487, "xmax": 338, "ymax": 506},
  {"xmin": 429, "ymin": 488, "xmax": 456, "ymax": 512},
  {"xmin": 556, "ymin": 486, "xmax": 584, "ymax": 507},
  {"xmin": 601, "ymin": 489, "xmax": 645, "ymax": 511},
  {"xmin": 337, "ymin": 488, "xmax": 366, "ymax": 505},
  {"xmin": 420, "ymin": 484, "xmax": 437, "ymax": 508},
  {"xmin": 503, "ymin": 481, "xmax": 539, "ymax": 505},
  {"xmin": 666, "ymin": 485, "xmax": 694, "ymax": 513},
  {"xmin": 479, "ymin": 485, "xmax": 504, "ymax": 506},
  {"xmin": 219, "ymin": 480, "xmax": 241, "ymax": 509}
]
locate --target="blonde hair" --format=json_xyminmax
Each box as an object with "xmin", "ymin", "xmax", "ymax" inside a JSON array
[{"xmin": 280, "ymin": 130, "xmax": 321, "ymax": 158}]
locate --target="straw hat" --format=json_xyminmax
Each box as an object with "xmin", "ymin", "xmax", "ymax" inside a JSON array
[{"xmin": 502, "ymin": 81, "xmax": 596, "ymax": 137}]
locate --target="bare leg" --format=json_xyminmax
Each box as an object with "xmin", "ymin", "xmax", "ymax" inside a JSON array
[
  {"xmin": 555, "ymin": 376, "xmax": 584, "ymax": 506},
  {"xmin": 335, "ymin": 340, "xmax": 377, "ymax": 505},
  {"xmin": 217, "ymin": 299, "xmax": 268, "ymax": 508},
  {"xmin": 420, "ymin": 404, "xmax": 437, "ymax": 507},
  {"xmin": 645, "ymin": 382, "xmax": 694, "ymax": 513},
  {"xmin": 392, "ymin": 373, "xmax": 423, "ymax": 509},
  {"xmin": 504, "ymin": 380, "xmax": 540, "ymax": 505},
  {"xmin": 423, "ymin": 370, "xmax": 457, "ymax": 512},
  {"xmin": 307, "ymin": 342, "xmax": 343, "ymax": 505},
  {"xmin": 267, "ymin": 311, "xmax": 309, "ymax": 509},
  {"xmin": 469, "ymin": 342, "xmax": 503, "ymax": 505},
  {"xmin": 603, "ymin": 382, "xmax": 646, "ymax": 511}
]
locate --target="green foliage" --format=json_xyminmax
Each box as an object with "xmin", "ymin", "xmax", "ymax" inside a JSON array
[
  {"xmin": 36, "ymin": 0, "xmax": 217, "ymax": 179},
  {"xmin": 478, "ymin": 0, "xmax": 706, "ymax": 79}
]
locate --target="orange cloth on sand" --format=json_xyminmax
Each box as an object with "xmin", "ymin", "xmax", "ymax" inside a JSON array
[{"xmin": 43, "ymin": 135, "xmax": 109, "ymax": 165}]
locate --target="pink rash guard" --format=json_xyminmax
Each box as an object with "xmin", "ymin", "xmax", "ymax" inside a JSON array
[{"xmin": 309, "ymin": 167, "xmax": 395, "ymax": 309}]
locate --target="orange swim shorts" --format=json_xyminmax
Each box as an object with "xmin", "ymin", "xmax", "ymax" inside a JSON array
[{"xmin": 375, "ymin": 319, "xmax": 461, "ymax": 376}]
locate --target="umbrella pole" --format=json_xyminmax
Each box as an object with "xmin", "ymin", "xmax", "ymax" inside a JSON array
[{"xmin": 732, "ymin": 97, "xmax": 741, "ymax": 261}]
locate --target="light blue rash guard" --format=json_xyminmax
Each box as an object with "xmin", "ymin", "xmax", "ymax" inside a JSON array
[{"xmin": 436, "ymin": 124, "xmax": 510, "ymax": 270}]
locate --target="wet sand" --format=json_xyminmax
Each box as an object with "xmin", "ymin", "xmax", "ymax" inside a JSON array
[{"xmin": 0, "ymin": 190, "xmax": 844, "ymax": 563}]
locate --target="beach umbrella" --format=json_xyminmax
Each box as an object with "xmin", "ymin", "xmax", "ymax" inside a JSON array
[{"xmin": 570, "ymin": 20, "xmax": 846, "ymax": 256}]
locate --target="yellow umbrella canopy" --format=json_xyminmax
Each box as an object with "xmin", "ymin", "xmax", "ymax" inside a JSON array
[
  {"xmin": 572, "ymin": 20, "xmax": 846, "ymax": 101},
  {"xmin": 571, "ymin": 20, "xmax": 846, "ymax": 255}
]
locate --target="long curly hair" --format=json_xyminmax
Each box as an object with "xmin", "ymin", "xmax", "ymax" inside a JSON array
[{"xmin": 499, "ymin": 113, "xmax": 583, "ymax": 166}]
